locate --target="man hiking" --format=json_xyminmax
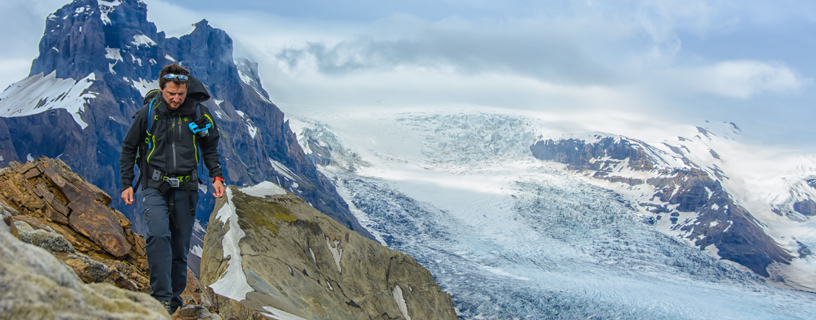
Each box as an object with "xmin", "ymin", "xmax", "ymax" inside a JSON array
[{"xmin": 119, "ymin": 63, "xmax": 225, "ymax": 314}]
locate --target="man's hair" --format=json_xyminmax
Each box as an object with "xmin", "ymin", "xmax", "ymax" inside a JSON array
[{"xmin": 158, "ymin": 63, "xmax": 190, "ymax": 89}]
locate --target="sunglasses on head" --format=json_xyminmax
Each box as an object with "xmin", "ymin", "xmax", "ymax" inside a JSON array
[{"xmin": 163, "ymin": 73, "xmax": 189, "ymax": 81}]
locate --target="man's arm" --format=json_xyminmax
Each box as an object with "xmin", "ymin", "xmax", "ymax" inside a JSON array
[
  {"xmin": 199, "ymin": 106, "xmax": 224, "ymax": 197},
  {"xmin": 119, "ymin": 108, "xmax": 146, "ymax": 203}
]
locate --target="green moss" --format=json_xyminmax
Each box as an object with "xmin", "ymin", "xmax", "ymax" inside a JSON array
[{"xmin": 233, "ymin": 191, "xmax": 298, "ymax": 235}]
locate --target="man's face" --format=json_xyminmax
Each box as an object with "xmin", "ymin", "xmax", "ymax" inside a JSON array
[{"xmin": 162, "ymin": 81, "xmax": 188, "ymax": 110}]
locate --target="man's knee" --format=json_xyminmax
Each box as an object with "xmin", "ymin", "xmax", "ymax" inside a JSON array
[{"xmin": 143, "ymin": 188, "xmax": 172, "ymax": 242}]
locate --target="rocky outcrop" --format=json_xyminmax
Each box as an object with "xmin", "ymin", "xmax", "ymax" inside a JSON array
[
  {"xmin": 235, "ymin": 58, "xmax": 270, "ymax": 101},
  {"xmin": 530, "ymin": 137, "xmax": 657, "ymax": 172},
  {"xmin": 0, "ymin": 157, "xmax": 233, "ymax": 319},
  {"xmin": 0, "ymin": 204, "xmax": 170, "ymax": 319},
  {"xmin": 200, "ymin": 183, "xmax": 458, "ymax": 320},
  {"xmin": 650, "ymin": 168, "xmax": 793, "ymax": 277},
  {"xmin": 531, "ymin": 137, "xmax": 794, "ymax": 277},
  {"xmin": 0, "ymin": 0, "xmax": 372, "ymax": 241},
  {"xmin": 793, "ymin": 199, "xmax": 816, "ymax": 216},
  {"xmin": 0, "ymin": 157, "xmax": 149, "ymax": 291}
]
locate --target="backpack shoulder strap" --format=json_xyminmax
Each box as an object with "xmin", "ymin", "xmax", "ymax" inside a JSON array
[
  {"xmin": 142, "ymin": 89, "xmax": 160, "ymax": 105},
  {"xmin": 143, "ymin": 89, "xmax": 161, "ymax": 132},
  {"xmin": 195, "ymin": 103, "xmax": 201, "ymax": 119},
  {"xmin": 146, "ymin": 97, "xmax": 159, "ymax": 148}
]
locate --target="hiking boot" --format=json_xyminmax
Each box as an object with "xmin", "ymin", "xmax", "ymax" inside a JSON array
[{"xmin": 161, "ymin": 300, "xmax": 173, "ymax": 315}]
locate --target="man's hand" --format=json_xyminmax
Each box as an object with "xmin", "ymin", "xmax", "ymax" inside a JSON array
[
  {"xmin": 121, "ymin": 187, "xmax": 134, "ymax": 205},
  {"xmin": 213, "ymin": 180, "xmax": 225, "ymax": 198}
]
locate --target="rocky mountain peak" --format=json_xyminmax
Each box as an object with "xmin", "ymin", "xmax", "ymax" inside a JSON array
[
  {"xmin": 172, "ymin": 19, "xmax": 239, "ymax": 94},
  {"xmin": 236, "ymin": 58, "xmax": 270, "ymax": 100},
  {"xmin": 31, "ymin": 0, "xmax": 157, "ymax": 80}
]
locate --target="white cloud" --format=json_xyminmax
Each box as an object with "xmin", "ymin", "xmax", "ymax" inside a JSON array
[
  {"xmin": 0, "ymin": 0, "xmax": 67, "ymax": 90},
  {"xmin": 0, "ymin": 59, "xmax": 33, "ymax": 91},
  {"xmin": 141, "ymin": 0, "xmax": 204, "ymax": 37},
  {"xmin": 671, "ymin": 60, "xmax": 810, "ymax": 99}
]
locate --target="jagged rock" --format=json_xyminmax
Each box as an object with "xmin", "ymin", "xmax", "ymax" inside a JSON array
[
  {"xmin": 0, "ymin": 157, "xmax": 149, "ymax": 291},
  {"xmin": 0, "ymin": 214, "xmax": 170, "ymax": 319},
  {"xmin": 793, "ymin": 199, "xmax": 816, "ymax": 216},
  {"xmin": 530, "ymin": 137, "xmax": 656, "ymax": 172},
  {"xmin": 200, "ymin": 183, "xmax": 458, "ymax": 320},
  {"xmin": 175, "ymin": 305, "xmax": 222, "ymax": 320},
  {"xmin": 202, "ymin": 287, "xmax": 267, "ymax": 320},
  {"xmin": 171, "ymin": 270, "xmax": 226, "ymax": 320},
  {"xmin": 182, "ymin": 267, "xmax": 213, "ymax": 309},
  {"xmin": 235, "ymin": 58, "xmax": 270, "ymax": 100}
]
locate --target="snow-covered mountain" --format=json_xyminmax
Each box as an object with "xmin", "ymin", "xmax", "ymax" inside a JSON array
[
  {"xmin": 528, "ymin": 121, "xmax": 816, "ymax": 289},
  {"xmin": 288, "ymin": 108, "xmax": 816, "ymax": 319},
  {"xmin": 0, "ymin": 0, "xmax": 371, "ymax": 243}
]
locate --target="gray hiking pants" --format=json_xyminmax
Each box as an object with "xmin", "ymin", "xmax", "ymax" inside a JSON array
[{"xmin": 142, "ymin": 187, "xmax": 197, "ymax": 309}]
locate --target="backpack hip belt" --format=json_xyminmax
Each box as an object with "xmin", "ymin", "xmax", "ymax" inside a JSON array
[{"xmin": 149, "ymin": 166, "xmax": 198, "ymax": 187}]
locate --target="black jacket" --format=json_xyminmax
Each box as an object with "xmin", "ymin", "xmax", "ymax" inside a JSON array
[{"xmin": 119, "ymin": 77, "xmax": 222, "ymax": 190}]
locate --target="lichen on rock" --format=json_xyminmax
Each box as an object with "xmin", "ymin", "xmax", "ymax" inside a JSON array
[{"xmin": 0, "ymin": 212, "xmax": 170, "ymax": 319}]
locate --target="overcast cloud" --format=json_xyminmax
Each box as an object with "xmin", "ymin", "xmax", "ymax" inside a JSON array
[{"xmin": 1, "ymin": 0, "xmax": 813, "ymax": 148}]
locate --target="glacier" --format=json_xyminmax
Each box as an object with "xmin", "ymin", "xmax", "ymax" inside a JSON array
[{"xmin": 288, "ymin": 109, "xmax": 816, "ymax": 319}]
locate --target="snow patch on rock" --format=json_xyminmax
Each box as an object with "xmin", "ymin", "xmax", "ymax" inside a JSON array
[
  {"xmin": 392, "ymin": 285, "xmax": 411, "ymax": 320},
  {"xmin": 235, "ymin": 110, "xmax": 257, "ymax": 139},
  {"xmin": 131, "ymin": 34, "xmax": 156, "ymax": 47},
  {"xmin": 190, "ymin": 245, "xmax": 203, "ymax": 258},
  {"xmin": 261, "ymin": 306, "xmax": 307, "ymax": 320},
  {"xmin": 237, "ymin": 70, "xmax": 272, "ymax": 104},
  {"xmin": 209, "ymin": 188, "xmax": 254, "ymax": 301},
  {"xmin": 238, "ymin": 181, "xmax": 286, "ymax": 198},
  {"xmin": 269, "ymin": 159, "xmax": 298, "ymax": 182},
  {"xmin": 0, "ymin": 72, "xmax": 96, "ymax": 129},
  {"xmin": 131, "ymin": 78, "xmax": 158, "ymax": 97},
  {"xmin": 325, "ymin": 237, "xmax": 342, "ymax": 273},
  {"xmin": 105, "ymin": 47, "xmax": 123, "ymax": 61},
  {"xmin": 98, "ymin": 0, "xmax": 121, "ymax": 25}
]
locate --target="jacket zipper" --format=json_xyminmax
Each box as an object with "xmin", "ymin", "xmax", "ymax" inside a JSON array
[{"xmin": 171, "ymin": 114, "xmax": 178, "ymax": 173}]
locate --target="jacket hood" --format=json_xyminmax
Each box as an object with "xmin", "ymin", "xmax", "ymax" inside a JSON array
[{"xmin": 186, "ymin": 76, "xmax": 210, "ymax": 103}]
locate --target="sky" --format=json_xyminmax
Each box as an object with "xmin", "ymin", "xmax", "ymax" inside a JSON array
[{"xmin": 1, "ymin": 0, "xmax": 814, "ymax": 149}]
